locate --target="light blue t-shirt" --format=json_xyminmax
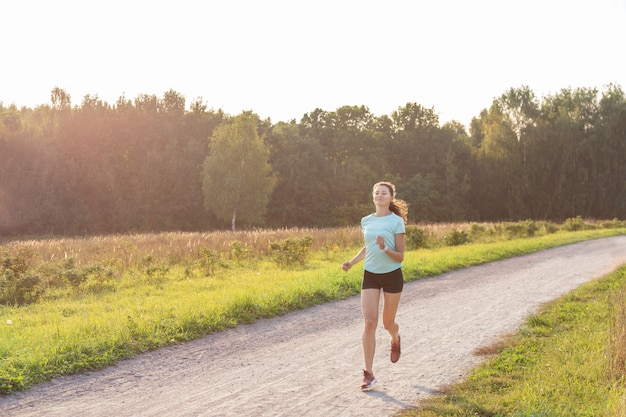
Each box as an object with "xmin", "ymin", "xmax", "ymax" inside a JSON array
[{"xmin": 361, "ymin": 212, "xmax": 405, "ymax": 274}]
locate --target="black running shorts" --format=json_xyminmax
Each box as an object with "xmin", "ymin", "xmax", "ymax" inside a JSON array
[{"xmin": 362, "ymin": 268, "xmax": 404, "ymax": 293}]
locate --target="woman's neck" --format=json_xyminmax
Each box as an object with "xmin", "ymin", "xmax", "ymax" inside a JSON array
[{"xmin": 375, "ymin": 207, "xmax": 392, "ymax": 216}]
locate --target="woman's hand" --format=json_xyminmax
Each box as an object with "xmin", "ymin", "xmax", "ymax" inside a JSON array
[
  {"xmin": 342, "ymin": 247, "xmax": 365, "ymax": 271},
  {"xmin": 375, "ymin": 235, "xmax": 385, "ymax": 250}
]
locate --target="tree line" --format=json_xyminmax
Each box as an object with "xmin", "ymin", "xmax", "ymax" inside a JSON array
[{"xmin": 0, "ymin": 84, "xmax": 624, "ymax": 236}]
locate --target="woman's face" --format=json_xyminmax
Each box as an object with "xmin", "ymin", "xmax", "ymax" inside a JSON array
[{"xmin": 372, "ymin": 185, "xmax": 393, "ymax": 207}]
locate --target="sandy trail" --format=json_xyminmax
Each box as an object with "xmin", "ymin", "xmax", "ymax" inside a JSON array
[{"xmin": 2, "ymin": 236, "xmax": 626, "ymax": 417}]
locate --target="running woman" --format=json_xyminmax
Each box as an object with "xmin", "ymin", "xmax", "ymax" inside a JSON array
[{"xmin": 342, "ymin": 181, "xmax": 408, "ymax": 390}]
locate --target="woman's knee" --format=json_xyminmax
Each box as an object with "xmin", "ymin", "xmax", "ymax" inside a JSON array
[
  {"xmin": 382, "ymin": 319, "xmax": 397, "ymax": 332},
  {"xmin": 363, "ymin": 317, "xmax": 378, "ymax": 331}
]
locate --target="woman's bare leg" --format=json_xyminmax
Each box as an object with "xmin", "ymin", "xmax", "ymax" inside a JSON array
[
  {"xmin": 382, "ymin": 291, "xmax": 402, "ymax": 344},
  {"xmin": 361, "ymin": 288, "xmax": 380, "ymax": 372}
]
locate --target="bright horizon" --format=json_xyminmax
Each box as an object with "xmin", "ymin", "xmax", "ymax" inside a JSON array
[{"xmin": 2, "ymin": 0, "xmax": 625, "ymax": 127}]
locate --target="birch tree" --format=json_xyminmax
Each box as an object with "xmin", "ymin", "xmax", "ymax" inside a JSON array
[{"xmin": 202, "ymin": 112, "xmax": 276, "ymax": 230}]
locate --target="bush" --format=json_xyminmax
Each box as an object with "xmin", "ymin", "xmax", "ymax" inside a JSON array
[
  {"xmin": 469, "ymin": 222, "xmax": 487, "ymax": 237},
  {"xmin": 502, "ymin": 220, "xmax": 539, "ymax": 238},
  {"xmin": 602, "ymin": 218, "xmax": 626, "ymax": 229},
  {"xmin": 198, "ymin": 247, "xmax": 224, "ymax": 276},
  {"xmin": 230, "ymin": 240, "xmax": 253, "ymax": 265},
  {"xmin": 563, "ymin": 215, "xmax": 587, "ymax": 231},
  {"xmin": 444, "ymin": 229, "xmax": 470, "ymax": 246},
  {"xmin": 0, "ymin": 246, "xmax": 43, "ymax": 306},
  {"xmin": 142, "ymin": 256, "xmax": 170, "ymax": 282},
  {"xmin": 405, "ymin": 225, "xmax": 430, "ymax": 249},
  {"xmin": 540, "ymin": 221, "xmax": 559, "ymax": 234},
  {"xmin": 269, "ymin": 236, "xmax": 314, "ymax": 267},
  {"xmin": 34, "ymin": 257, "xmax": 120, "ymax": 296}
]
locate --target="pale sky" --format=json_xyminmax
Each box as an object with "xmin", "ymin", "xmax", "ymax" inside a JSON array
[{"xmin": 1, "ymin": 0, "xmax": 625, "ymax": 127}]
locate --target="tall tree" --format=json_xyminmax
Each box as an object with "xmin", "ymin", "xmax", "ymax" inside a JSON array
[
  {"xmin": 388, "ymin": 103, "xmax": 441, "ymax": 180},
  {"xmin": 472, "ymin": 103, "xmax": 521, "ymax": 220},
  {"xmin": 202, "ymin": 112, "xmax": 276, "ymax": 230},
  {"xmin": 264, "ymin": 121, "xmax": 330, "ymax": 226},
  {"xmin": 596, "ymin": 84, "xmax": 626, "ymax": 217},
  {"xmin": 536, "ymin": 87, "xmax": 600, "ymax": 218}
]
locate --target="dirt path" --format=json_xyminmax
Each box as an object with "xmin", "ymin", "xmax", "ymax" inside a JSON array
[{"xmin": 3, "ymin": 236, "xmax": 626, "ymax": 417}]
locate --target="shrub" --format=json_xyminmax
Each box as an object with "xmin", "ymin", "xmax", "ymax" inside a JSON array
[
  {"xmin": 269, "ymin": 236, "xmax": 314, "ymax": 267},
  {"xmin": 602, "ymin": 218, "xmax": 626, "ymax": 229},
  {"xmin": 35, "ymin": 257, "xmax": 119, "ymax": 296},
  {"xmin": 444, "ymin": 228, "xmax": 469, "ymax": 246},
  {"xmin": 541, "ymin": 221, "xmax": 559, "ymax": 234},
  {"xmin": 469, "ymin": 222, "xmax": 487, "ymax": 237},
  {"xmin": 198, "ymin": 247, "xmax": 225, "ymax": 276},
  {"xmin": 405, "ymin": 225, "xmax": 430, "ymax": 249},
  {"xmin": 563, "ymin": 215, "xmax": 588, "ymax": 231},
  {"xmin": 502, "ymin": 220, "xmax": 539, "ymax": 238},
  {"xmin": 0, "ymin": 246, "xmax": 43, "ymax": 306},
  {"xmin": 522, "ymin": 219, "xmax": 539, "ymax": 237},
  {"xmin": 230, "ymin": 240, "xmax": 252, "ymax": 265},
  {"xmin": 142, "ymin": 255, "xmax": 170, "ymax": 282}
]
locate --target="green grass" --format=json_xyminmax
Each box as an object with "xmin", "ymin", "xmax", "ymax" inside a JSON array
[
  {"xmin": 398, "ymin": 261, "xmax": 626, "ymax": 416},
  {"xmin": 0, "ymin": 228, "xmax": 624, "ymax": 394}
]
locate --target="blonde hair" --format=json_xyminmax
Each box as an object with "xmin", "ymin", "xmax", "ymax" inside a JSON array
[{"xmin": 373, "ymin": 181, "xmax": 408, "ymax": 224}]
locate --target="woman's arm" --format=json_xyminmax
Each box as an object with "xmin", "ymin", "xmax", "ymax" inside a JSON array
[
  {"xmin": 342, "ymin": 246, "xmax": 366, "ymax": 271},
  {"xmin": 382, "ymin": 233, "xmax": 405, "ymax": 263}
]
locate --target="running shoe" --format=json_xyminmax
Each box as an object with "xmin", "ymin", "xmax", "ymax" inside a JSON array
[
  {"xmin": 391, "ymin": 335, "xmax": 401, "ymax": 363},
  {"xmin": 360, "ymin": 369, "xmax": 376, "ymax": 390}
]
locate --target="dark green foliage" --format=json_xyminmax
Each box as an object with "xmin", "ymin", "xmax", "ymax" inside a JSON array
[
  {"xmin": 202, "ymin": 113, "xmax": 277, "ymax": 231},
  {"xmin": 0, "ymin": 84, "xmax": 625, "ymax": 236}
]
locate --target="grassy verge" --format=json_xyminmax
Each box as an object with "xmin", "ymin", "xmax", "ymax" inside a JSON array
[
  {"xmin": 0, "ymin": 228, "xmax": 624, "ymax": 394},
  {"xmin": 398, "ymin": 264, "xmax": 626, "ymax": 417}
]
